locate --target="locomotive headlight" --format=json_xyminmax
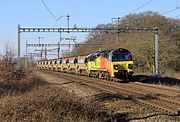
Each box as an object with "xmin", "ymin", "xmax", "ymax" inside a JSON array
[
  {"xmin": 114, "ymin": 65, "xmax": 118, "ymax": 70},
  {"xmin": 128, "ymin": 64, "xmax": 133, "ymax": 69}
]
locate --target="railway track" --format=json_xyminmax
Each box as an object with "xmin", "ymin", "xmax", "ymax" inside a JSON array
[
  {"xmin": 129, "ymin": 82, "xmax": 180, "ymax": 96},
  {"xmin": 127, "ymin": 82, "xmax": 180, "ymax": 105},
  {"xmin": 38, "ymin": 70, "xmax": 180, "ymax": 115}
]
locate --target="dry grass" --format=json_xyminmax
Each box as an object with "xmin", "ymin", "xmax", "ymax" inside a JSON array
[
  {"xmin": 0, "ymin": 82, "xmax": 109, "ymax": 121},
  {"xmin": 0, "ymin": 61, "xmax": 108, "ymax": 121},
  {"xmin": 0, "ymin": 53, "xmax": 46, "ymax": 96},
  {"xmin": 0, "ymin": 52, "xmax": 109, "ymax": 121}
]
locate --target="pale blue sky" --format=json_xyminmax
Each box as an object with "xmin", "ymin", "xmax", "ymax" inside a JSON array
[{"xmin": 0, "ymin": 0, "xmax": 180, "ymax": 57}]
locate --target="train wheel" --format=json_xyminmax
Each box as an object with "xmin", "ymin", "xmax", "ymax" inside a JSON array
[
  {"xmin": 123, "ymin": 72, "xmax": 128, "ymax": 80},
  {"xmin": 85, "ymin": 71, "xmax": 89, "ymax": 77},
  {"xmin": 79, "ymin": 70, "xmax": 82, "ymax": 76},
  {"xmin": 105, "ymin": 73, "xmax": 111, "ymax": 81},
  {"xmin": 96, "ymin": 72, "xmax": 100, "ymax": 79},
  {"xmin": 95, "ymin": 73, "xmax": 98, "ymax": 78},
  {"xmin": 89, "ymin": 71, "xmax": 93, "ymax": 77},
  {"xmin": 99, "ymin": 72, "xmax": 103, "ymax": 79},
  {"xmin": 93, "ymin": 72, "xmax": 96, "ymax": 78}
]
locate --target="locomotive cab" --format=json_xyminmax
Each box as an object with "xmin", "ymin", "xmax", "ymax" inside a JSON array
[{"xmin": 108, "ymin": 48, "xmax": 134, "ymax": 79}]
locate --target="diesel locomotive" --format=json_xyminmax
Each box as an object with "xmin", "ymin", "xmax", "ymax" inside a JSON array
[{"xmin": 37, "ymin": 48, "xmax": 134, "ymax": 81}]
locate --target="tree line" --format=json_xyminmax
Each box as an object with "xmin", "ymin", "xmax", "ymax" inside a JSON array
[{"xmin": 67, "ymin": 11, "xmax": 180, "ymax": 74}]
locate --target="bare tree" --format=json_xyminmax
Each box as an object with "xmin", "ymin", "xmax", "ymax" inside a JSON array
[{"xmin": 0, "ymin": 43, "xmax": 16, "ymax": 84}]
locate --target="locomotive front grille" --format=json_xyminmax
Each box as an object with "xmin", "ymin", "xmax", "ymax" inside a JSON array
[{"xmin": 114, "ymin": 70, "xmax": 127, "ymax": 78}]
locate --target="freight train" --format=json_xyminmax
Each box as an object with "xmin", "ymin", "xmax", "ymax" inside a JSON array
[{"xmin": 37, "ymin": 48, "xmax": 134, "ymax": 81}]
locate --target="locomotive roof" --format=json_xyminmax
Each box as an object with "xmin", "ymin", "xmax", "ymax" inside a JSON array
[
  {"xmin": 108, "ymin": 48, "xmax": 131, "ymax": 54},
  {"xmin": 89, "ymin": 48, "xmax": 130, "ymax": 56},
  {"xmin": 91, "ymin": 51, "xmax": 100, "ymax": 56}
]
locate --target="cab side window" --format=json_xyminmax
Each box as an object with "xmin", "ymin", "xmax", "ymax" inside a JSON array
[{"xmin": 108, "ymin": 54, "xmax": 112, "ymax": 61}]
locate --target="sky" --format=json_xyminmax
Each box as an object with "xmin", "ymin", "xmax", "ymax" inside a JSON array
[{"xmin": 0, "ymin": 0, "xmax": 180, "ymax": 58}]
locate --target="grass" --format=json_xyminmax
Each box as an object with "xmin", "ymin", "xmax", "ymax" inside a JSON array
[
  {"xmin": 0, "ymin": 55, "xmax": 110, "ymax": 121},
  {"xmin": 0, "ymin": 54, "xmax": 178, "ymax": 121},
  {"xmin": 0, "ymin": 71, "xmax": 110, "ymax": 122}
]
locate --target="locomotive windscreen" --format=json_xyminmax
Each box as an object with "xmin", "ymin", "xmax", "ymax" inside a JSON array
[{"xmin": 112, "ymin": 50, "xmax": 132, "ymax": 62}]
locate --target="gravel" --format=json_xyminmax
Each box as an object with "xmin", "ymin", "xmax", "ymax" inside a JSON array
[{"xmin": 34, "ymin": 71, "xmax": 180, "ymax": 122}]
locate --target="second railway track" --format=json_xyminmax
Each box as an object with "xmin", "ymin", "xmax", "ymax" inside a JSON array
[{"xmin": 38, "ymin": 70, "xmax": 180, "ymax": 115}]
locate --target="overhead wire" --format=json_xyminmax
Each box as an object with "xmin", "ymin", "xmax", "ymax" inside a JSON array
[
  {"xmin": 175, "ymin": 14, "xmax": 180, "ymax": 18},
  {"xmin": 175, "ymin": 0, "xmax": 180, "ymax": 17},
  {"xmin": 162, "ymin": 6, "xmax": 180, "ymax": 15},
  {"xmin": 54, "ymin": 15, "xmax": 68, "ymax": 27},
  {"xmin": 162, "ymin": 0, "xmax": 180, "ymax": 15},
  {"xmin": 129, "ymin": 0, "xmax": 154, "ymax": 14},
  {"xmin": 40, "ymin": 0, "xmax": 58, "ymax": 21},
  {"xmin": 40, "ymin": 0, "xmax": 68, "ymax": 28},
  {"xmin": 114, "ymin": 0, "xmax": 154, "ymax": 29}
]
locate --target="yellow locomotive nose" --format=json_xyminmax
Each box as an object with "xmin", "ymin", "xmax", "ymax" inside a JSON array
[
  {"xmin": 111, "ymin": 61, "xmax": 133, "ymax": 79},
  {"xmin": 113, "ymin": 64, "xmax": 127, "ymax": 70},
  {"xmin": 113, "ymin": 65, "xmax": 118, "ymax": 70}
]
